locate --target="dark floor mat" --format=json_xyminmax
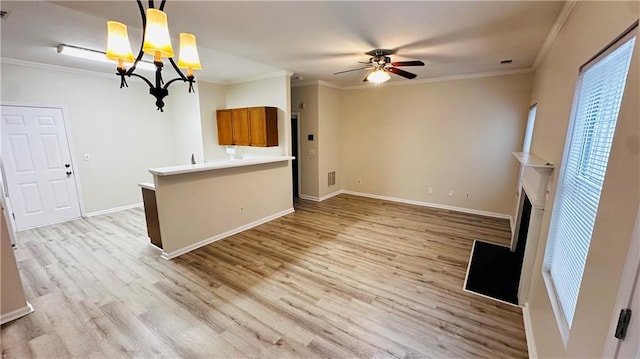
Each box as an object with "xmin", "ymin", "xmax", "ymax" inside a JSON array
[{"xmin": 464, "ymin": 240, "xmax": 522, "ymax": 305}]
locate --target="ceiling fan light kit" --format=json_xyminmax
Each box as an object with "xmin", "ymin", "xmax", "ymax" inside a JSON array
[
  {"xmin": 366, "ymin": 68, "xmax": 391, "ymax": 84},
  {"xmin": 334, "ymin": 49, "xmax": 425, "ymax": 85},
  {"xmin": 105, "ymin": 0, "xmax": 202, "ymax": 111}
]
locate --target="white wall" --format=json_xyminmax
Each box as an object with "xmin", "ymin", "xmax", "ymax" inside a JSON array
[
  {"xmin": 166, "ymin": 82, "xmax": 204, "ymax": 164},
  {"xmin": 340, "ymin": 73, "xmax": 533, "ymax": 215},
  {"xmin": 197, "ymin": 81, "xmax": 228, "ymax": 161},
  {"xmin": 291, "ymin": 85, "xmax": 319, "ymax": 197},
  {"xmin": 318, "ymin": 85, "xmax": 342, "ymax": 197},
  {"xmin": 225, "ymin": 75, "xmax": 291, "ymax": 158},
  {"xmin": 525, "ymin": 2, "xmax": 639, "ymax": 357},
  {"xmin": 0, "ymin": 62, "xmax": 178, "ymax": 213},
  {"xmin": 155, "ymin": 161, "xmax": 293, "ymax": 257}
]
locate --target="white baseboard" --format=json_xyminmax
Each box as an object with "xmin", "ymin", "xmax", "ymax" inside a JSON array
[
  {"xmin": 522, "ymin": 303, "xmax": 538, "ymax": 359},
  {"xmin": 319, "ymin": 190, "xmax": 342, "ymax": 201},
  {"xmin": 299, "ymin": 194, "xmax": 320, "ymax": 201},
  {"xmin": 86, "ymin": 203, "xmax": 143, "ymax": 217},
  {"xmin": 299, "ymin": 191, "xmax": 341, "ymax": 202},
  {"xmin": 161, "ymin": 207, "xmax": 295, "ymax": 260},
  {"xmin": 342, "ymin": 190, "xmax": 512, "ymax": 220},
  {"xmin": 0, "ymin": 301, "xmax": 34, "ymax": 325}
]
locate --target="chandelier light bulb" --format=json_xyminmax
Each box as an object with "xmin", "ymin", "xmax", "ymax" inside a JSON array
[
  {"xmin": 142, "ymin": 8, "xmax": 174, "ymax": 61},
  {"xmin": 178, "ymin": 33, "xmax": 202, "ymax": 77},
  {"xmin": 106, "ymin": 21, "xmax": 135, "ymax": 68}
]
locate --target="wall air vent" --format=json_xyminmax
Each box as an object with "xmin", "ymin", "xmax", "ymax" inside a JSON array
[{"xmin": 328, "ymin": 171, "xmax": 336, "ymax": 186}]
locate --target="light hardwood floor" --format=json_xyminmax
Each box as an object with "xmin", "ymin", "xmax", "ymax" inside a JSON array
[{"xmin": 1, "ymin": 194, "xmax": 528, "ymax": 358}]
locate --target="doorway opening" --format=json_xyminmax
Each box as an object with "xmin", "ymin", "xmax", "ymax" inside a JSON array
[{"xmin": 291, "ymin": 113, "xmax": 300, "ymax": 199}]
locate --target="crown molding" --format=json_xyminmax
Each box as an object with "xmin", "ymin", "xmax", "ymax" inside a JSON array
[
  {"xmin": 291, "ymin": 79, "xmax": 342, "ymax": 89},
  {"xmin": 1, "ymin": 57, "xmax": 117, "ymax": 80},
  {"xmin": 292, "ymin": 69, "xmax": 533, "ymax": 91},
  {"xmin": 341, "ymin": 68, "xmax": 533, "ymax": 90},
  {"xmin": 227, "ymin": 70, "xmax": 293, "ymax": 85},
  {"xmin": 532, "ymin": 1, "xmax": 578, "ymax": 69},
  {"xmin": 0, "ymin": 58, "xmax": 291, "ymax": 87},
  {"xmin": 5, "ymin": 58, "xmax": 533, "ymax": 93}
]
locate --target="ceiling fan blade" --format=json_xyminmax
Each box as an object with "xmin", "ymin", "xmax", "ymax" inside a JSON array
[
  {"xmin": 391, "ymin": 60, "xmax": 425, "ymax": 67},
  {"xmin": 388, "ymin": 67, "xmax": 417, "ymax": 79},
  {"xmin": 333, "ymin": 67, "xmax": 371, "ymax": 75}
]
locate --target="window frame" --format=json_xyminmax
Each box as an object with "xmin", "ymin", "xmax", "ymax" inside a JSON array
[{"xmin": 541, "ymin": 26, "xmax": 637, "ymax": 346}]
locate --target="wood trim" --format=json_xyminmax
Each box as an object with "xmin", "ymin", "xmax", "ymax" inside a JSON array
[
  {"xmin": 532, "ymin": 1, "xmax": 578, "ymax": 68},
  {"xmin": 299, "ymin": 191, "xmax": 342, "ymax": 202},
  {"xmin": 0, "ymin": 302, "xmax": 33, "ymax": 325},
  {"xmin": 522, "ymin": 303, "xmax": 539, "ymax": 359},
  {"xmin": 86, "ymin": 203, "xmax": 143, "ymax": 217},
  {"xmin": 302, "ymin": 189, "xmax": 512, "ymax": 221},
  {"xmin": 342, "ymin": 190, "xmax": 512, "ymax": 221},
  {"xmin": 160, "ymin": 207, "xmax": 295, "ymax": 260},
  {"xmin": 299, "ymin": 194, "xmax": 320, "ymax": 202}
]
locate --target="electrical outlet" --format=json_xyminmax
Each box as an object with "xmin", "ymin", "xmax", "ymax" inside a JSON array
[
  {"xmin": 465, "ymin": 192, "xmax": 471, "ymax": 199},
  {"xmin": 240, "ymin": 206, "xmax": 245, "ymax": 214},
  {"xmin": 428, "ymin": 187, "xmax": 433, "ymax": 194},
  {"xmin": 448, "ymin": 190, "xmax": 454, "ymax": 197}
]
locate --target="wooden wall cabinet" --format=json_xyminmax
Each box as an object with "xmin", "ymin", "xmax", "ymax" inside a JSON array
[
  {"xmin": 216, "ymin": 109, "xmax": 233, "ymax": 145},
  {"xmin": 216, "ymin": 106, "xmax": 278, "ymax": 147},
  {"xmin": 249, "ymin": 107, "xmax": 278, "ymax": 147}
]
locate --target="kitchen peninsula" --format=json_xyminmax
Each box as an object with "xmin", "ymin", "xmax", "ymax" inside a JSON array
[{"xmin": 140, "ymin": 156, "xmax": 294, "ymax": 259}]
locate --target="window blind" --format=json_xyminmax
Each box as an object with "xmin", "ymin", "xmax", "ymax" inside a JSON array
[{"xmin": 543, "ymin": 35, "xmax": 636, "ymax": 329}]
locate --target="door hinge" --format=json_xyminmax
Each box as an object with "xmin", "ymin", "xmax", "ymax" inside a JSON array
[{"xmin": 615, "ymin": 308, "xmax": 632, "ymax": 340}]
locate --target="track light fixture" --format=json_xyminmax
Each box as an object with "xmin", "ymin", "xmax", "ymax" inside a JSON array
[{"xmin": 106, "ymin": 0, "xmax": 202, "ymax": 111}]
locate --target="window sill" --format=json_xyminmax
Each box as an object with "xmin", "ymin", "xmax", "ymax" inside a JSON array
[{"xmin": 542, "ymin": 270, "xmax": 571, "ymax": 347}]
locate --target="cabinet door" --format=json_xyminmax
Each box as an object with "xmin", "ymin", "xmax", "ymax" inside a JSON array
[
  {"xmin": 232, "ymin": 108, "xmax": 250, "ymax": 146},
  {"xmin": 249, "ymin": 107, "xmax": 267, "ymax": 147},
  {"xmin": 216, "ymin": 110, "xmax": 233, "ymax": 145},
  {"xmin": 249, "ymin": 107, "xmax": 278, "ymax": 147},
  {"xmin": 264, "ymin": 107, "xmax": 278, "ymax": 147}
]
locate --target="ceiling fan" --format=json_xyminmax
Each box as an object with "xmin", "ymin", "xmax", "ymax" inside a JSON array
[{"xmin": 333, "ymin": 49, "xmax": 425, "ymax": 84}]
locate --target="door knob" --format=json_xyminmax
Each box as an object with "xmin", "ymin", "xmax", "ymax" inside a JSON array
[
  {"xmin": 66, "ymin": 171, "xmax": 72, "ymax": 175},
  {"xmin": 65, "ymin": 163, "xmax": 71, "ymax": 168}
]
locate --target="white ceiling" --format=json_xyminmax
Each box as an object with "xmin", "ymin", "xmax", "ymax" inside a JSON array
[{"xmin": 1, "ymin": 1, "xmax": 564, "ymax": 87}]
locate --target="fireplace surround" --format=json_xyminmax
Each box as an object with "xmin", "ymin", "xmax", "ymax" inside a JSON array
[{"xmin": 512, "ymin": 152, "xmax": 554, "ymax": 304}]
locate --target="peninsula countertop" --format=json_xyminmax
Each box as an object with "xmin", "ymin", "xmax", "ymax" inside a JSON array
[{"xmin": 148, "ymin": 156, "xmax": 295, "ymax": 176}]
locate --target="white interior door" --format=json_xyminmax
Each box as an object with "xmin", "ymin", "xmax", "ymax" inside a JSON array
[{"xmin": 1, "ymin": 105, "xmax": 81, "ymax": 230}]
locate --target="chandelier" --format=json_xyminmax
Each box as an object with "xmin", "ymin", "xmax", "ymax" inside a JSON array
[{"xmin": 106, "ymin": 0, "xmax": 202, "ymax": 111}]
